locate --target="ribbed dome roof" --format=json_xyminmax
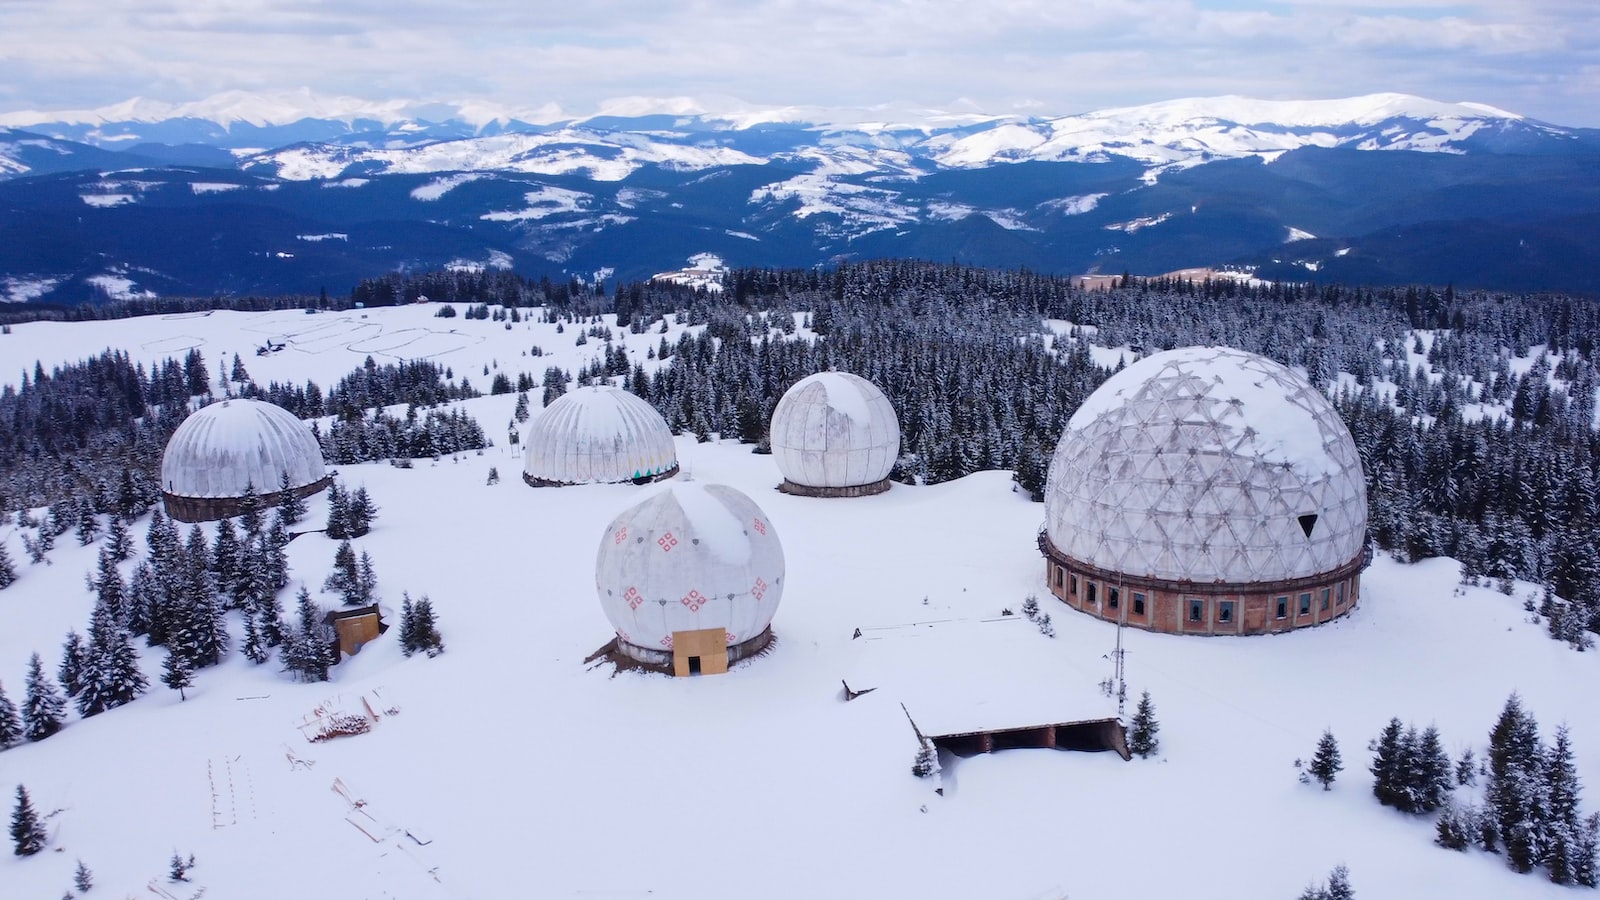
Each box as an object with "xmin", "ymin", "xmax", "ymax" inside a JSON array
[
  {"xmin": 769, "ymin": 372, "xmax": 900, "ymax": 488},
  {"xmin": 523, "ymin": 386, "xmax": 678, "ymax": 486},
  {"xmin": 161, "ymin": 398, "xmax": 327, "ymax": 499},
  {"xmin": 595, "ymin": 483, "xmax": 785, "ymax": 653},
  {"xmin": 1044, "ymin": 347, "xmax": 1367, "ymax": 584}
]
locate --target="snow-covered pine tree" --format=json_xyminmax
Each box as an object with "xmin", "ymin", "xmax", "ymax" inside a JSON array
[
  {"xmin": 347, "ymin": 486, "xmax": 377, "ymax": 537},
  {"xmin": 1416, "ymin": 725, "xmax": 1453, "ymax": 812},
  {"xmin": 0, "ymin": 542, "xmax": 18, "ymax": 589},
  {"xmin": 1457, "ymin": 747, "xmax": 1478, "ymax": 787},
  {"xmin": 1574, "ymin": 813, "xmax": 1600, "ymax": 888},
  {"xmin": 1370, "ymin": 718, "xmax": 1406, "ymax": 809},
  {"xmin": 161, "ymin": 647, "xmax": 193, "ymax": 700},
  {"xmin": 282, "ymin": 587, "xmax": 332, "ymax": 682},
  {"xmin": 486, "ymin": 467, "xmax": 500, "ymax": 486},
  {"xmin": 75, "ymin": 600, "xmax": 148, "ymax": 717},
  {"xmin": 1435, "ymin": 803, "xmax": 1473, "ymax": 851},
  {"xmin": 323, "ymin": 541, "xmax": 358, "ymax": 601},
  {"xmin": 0, "ymin": 680, "xmax": 20, "ymax": 747},
  {"xmin": 263, "ymin": 517, "xmax": 290, "ymax": 591},
  {"xmin": 912, "ymin": 739, "xmax": 940, "ymax": 778},
  {"xmin": 11, "ymin": 784, "xmax": 46, "ymax": 856},
  {"xmin": 238, "ymin": 482, "xmax": 263, "ymax": 538},
  {"xmin": 1128, "ymin": 691, "xmax": 1159, "ymax": 758},
  {"xmin": 410, "ymin": 595, "xmax": 444, "ymax": 657},
  {"xmin": 1323, "ymin": 865, "xmax": 1354, "ymax": 900},
  {"xmin": 324, "ymin": 482, "xmax": 349, "ymax": 539},
  {"xmin": 1488, "ymin": 693, "xmax": 1548, "ymax": 873},
  {"xmin": 57, "ymin": 631, "xmax": 87, "ymax": 697},
  {"xmin": 106, "ymin": 516, "xmax": 133, "ymax": 562},
  {"xmin": 22, "ymin": 653, "xmax": 65, "ymax": 741},
  {"xmin": 1544, "ymin": 724, "xmax": 1583, "ymax": 884},
  {"xmin": 353, "ymin": 552, "xmax": 377, "ymax": 606},
  {"xmin": 398, "ymin": 593, "xmax": 417, "ymax": 656},
  {"xmin": 92, "ymin": 546, "xmax": 128, "ymax": 627},
  {"xmin": 211, "ymin": 518, "xmax": 242, "ymax": 604},
  {"xmin": 73, "ymin": 858, "xmax": 93, "ymax": 892},
  {"xmin": 1310, "ymin": 730, "xmax": 1343, "ymax": 790},
  {"xmin": 276, "ymin": 469, "xmax": 306, "ymax": 526},
  {"xmin": 74, "ymin": 501, "xmax": 101, "ymax": 546},
  {"xmin": 241, "ymin": 609, "xmax": 268, "ymax": 665}
]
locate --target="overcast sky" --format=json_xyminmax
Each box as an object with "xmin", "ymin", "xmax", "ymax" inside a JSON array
[{"xmin": 1, "ymin": 0, "xmax": 1595, "ymax": 125}]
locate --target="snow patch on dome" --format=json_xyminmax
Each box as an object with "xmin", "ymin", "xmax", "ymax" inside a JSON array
[{"xmin": 667, "ymin": 482, "xmax": 751, "ymax": 567}]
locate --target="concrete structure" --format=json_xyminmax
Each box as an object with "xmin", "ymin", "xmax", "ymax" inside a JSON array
[
  {"xmin": 595, "ymin": 483, "xmax": 784, "ymax": 675},
  {"xmin": 1041, "ymin": 347, "xmax": 1368, "ymax": 635},
  {"xmin": 160, "ymin": 398, "xmax": 330, "ymax": 523},
  {"xmin": 523, "ymin": 385, "xmax": 678, "ymax": 487},
  {"xmin": 769, "ymin": 371, "xmax": 900, "ymax": 497}
]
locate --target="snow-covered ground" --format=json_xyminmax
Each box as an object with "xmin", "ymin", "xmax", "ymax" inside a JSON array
[{"xmin": 0, "ymin": 308, "xmax": 1596, "ymax": 900}]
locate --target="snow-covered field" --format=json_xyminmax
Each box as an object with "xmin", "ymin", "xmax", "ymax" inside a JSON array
[{"xmin": 0, "ymin": 307, "xmax": 1596, "ymax": 899}]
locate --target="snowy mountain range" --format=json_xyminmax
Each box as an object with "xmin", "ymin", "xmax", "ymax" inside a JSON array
[{"xmin": 2, "ymin": 91, "xmax": 1598, "ymax": 301}]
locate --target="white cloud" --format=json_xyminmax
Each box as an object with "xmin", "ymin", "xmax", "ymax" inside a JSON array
[{"xmin": 0, "ymin": 0, "xmax": 1594, "ymax": 126}]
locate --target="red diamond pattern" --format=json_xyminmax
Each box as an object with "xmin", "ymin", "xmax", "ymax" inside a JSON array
[
  {"xmin": 623, "ymin": 586, "xmax": 643, "ymax": 610},
  {"xmin": 660, "ymin": 635, "xmax": 673, "ymax": 649},
  {"xmin": 658, "ymin": 532, "xmax": 678, "ymax": 552},
  {"xmin": 752, "ymin": 518, "xmax": 766, "ymax": 535},
  {"xmin": 681, "ymin": 590, "xmax": 707, "ymax": 612},
  {"xmin": 725, "ymin": 629, "xmax": 737, "ymax": 645},
  {"xmin": 614, "ymin": 526, "xmax": 628, "ymax": 545},
  {"xmin": 751, "ymin": 577, "xmax": 767, "ymax": 600},
  {"xmin": 617, "ymin": 628, "xmax": 630, "ymax": 643}
]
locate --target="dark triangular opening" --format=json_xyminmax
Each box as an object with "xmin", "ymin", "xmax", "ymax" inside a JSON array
[{"xmin": 1298, "ymin": 514, "xmax": 1319, "ymax": 538}]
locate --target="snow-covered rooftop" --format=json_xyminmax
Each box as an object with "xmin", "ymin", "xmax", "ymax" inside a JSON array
[
  {"xmin": 769, "ymin": 371, "xmax": 901, "ymax": 489},
  {"xmin": 159, "ymin": 397, "xmax": 326, "ymax": 499}
]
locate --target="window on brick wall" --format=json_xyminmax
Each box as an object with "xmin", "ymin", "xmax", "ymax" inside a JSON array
[
  {"xmin": 1133, "ymin": 593, "xmax": 1146, "ymax": 615},
  {"xmin": 1188, "ymin": 598, "xmax": 1204, "ymax": 622},
  {"xmin": 1218, "ymin": 601, "xmax": 1235, "ymax": 624},
  {"xmin": 1275, "ymin": 596, "xmax": 1288, "ymax": 619},
  {"xmin": 1321, "ymin": 588, "xmax": 1331, "ymax": 611},
  {"xmin": 1337, "ymin": 581, "xmax": 1347, "ymax": 606},
  {"xmin": 1299, "ymin": 592, "xmax": 1312, "ymax": 616},
  {"xmin": 1054, "ymin": 567, "xmax": 1064, "ymax": 588},
  {"xmin": 1087, "ymin": 582, "xmax": 1098, "ymax": 606},
  {"xmin": 1069, "ymin": 574, "xmax": 1077, "ymax": 596},
  {"xmin": 1108, "ymin": 587, "xmax": 1120, "ymax": 610}
]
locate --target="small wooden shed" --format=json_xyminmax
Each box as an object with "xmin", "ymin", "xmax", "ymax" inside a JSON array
[{"xmin": 325, "ymin": 605, "xmax": 388, "ymax": 660}]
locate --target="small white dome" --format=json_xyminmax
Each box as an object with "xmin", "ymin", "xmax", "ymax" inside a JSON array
[
  {"xmin": 523, "ymin": 386, "xmax": 678, "ymax": 486},
  {"xmin": 769, "ymin": 372, "xmax": 900, "ymax": 489},
  {"xmin": 1044, "ymin": 347, "xmax": 1367, "ymax": 584},
  {"xmin": 161, "ymin": 398, "xmax": 326, "ymax": 499},
  {"xmin": 595, "ymin": 483, "xmax": 784, "ymax": 654}
]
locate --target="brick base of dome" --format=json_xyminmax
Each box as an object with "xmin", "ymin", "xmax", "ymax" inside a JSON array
[
  {"xmin": 777, "ymin": 477, "xmax": 890, "ymax": 498},
  {"xmin": 163, "ymin": 475, "xmax": 333, "ymax": 524},
  {"xmin": 522, "ymin": 463, "xmax": 680, "ymax": 488},
  {"xmin": 612, "ymin": 626, "xmax": 773, "ymax": 672},
  {"xmin": 1038, "ymin": 532, "xmax": 1364, "ymax": 635}
]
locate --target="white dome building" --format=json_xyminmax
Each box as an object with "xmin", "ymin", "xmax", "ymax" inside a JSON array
[
  {"xmin": 769, "ymin": 371, "xmax": 901, "ymax": 497},
  {"xmin": 160, "ymin": 398, "xmax": 331, "ymax": 522},
  {"xmin": 1040, "ymin": 347, "xmax": 1368, "ymax": 635},
  {"xmin": 595, "ymin": 483, "xmax": 784, "ymax": 675},
  {"xmin": 522, "ymin": 386, "xmax": 679, "ymax": 487}
]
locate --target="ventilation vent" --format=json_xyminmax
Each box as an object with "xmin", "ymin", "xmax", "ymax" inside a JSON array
[{"xmin": 1298, "ymin": 514, "xmax": 1319, "ymax": 538}]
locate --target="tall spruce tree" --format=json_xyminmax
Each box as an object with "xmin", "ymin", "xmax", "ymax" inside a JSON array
[
  {"xmin": 22, "ymin": 654, "xmax": 65, "ymax": 742},
  {"xmin": 0, "ymin": 681, "xmax": 20, "ymax": 747},
  {"xmin": 282, "ymin": 587, "xmax": 331, "ymax": 683},
  {"xmin": 1310, "ymin": 730, "xmax": 1343, "ymax": 790},
  {"xmin": 1545, "ymin": 724, "xmax": 1583, "ymax": 884},
  {"xmin": 57, "ymin": 631, "xmax": 87, "ymax": 697},
  {"xmin": 75, "ymin": 600, "xmax": 148, "ymax": 717},
  {"xmin": 0, "ymin": 541, "xmax": 17, "ymax": 589},
  {"xmin": 324, "ymin": 482, "xmax": 349, "ymax": 539},
  {"xmin": 347, "ymin": 486, "xmax": 377, "ymax": 537},
  {"xmin": 161, "ymin": 649, "xmax": 193, "ymax": 701},
  {"xmin": 1128, "ymin": 691, "xmax": 1159, "ymax": 758},
  {"xmin": 238, "ymin": 482, "xmax": 263, "ymax": 538},
  {"xmin": 276, "ymin": 469, "xmax": 306, "ymax": 526},
  {"xmin": 1370, "ymin": 718, "xmax": 1406, "ymax": 809},
  {"xmin": 11, "ymin": 784, "xmax": 46, "ymax": 856}
]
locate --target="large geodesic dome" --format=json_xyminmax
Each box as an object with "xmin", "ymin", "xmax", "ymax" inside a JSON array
[
  {"xmin": 1040, "ymin": 347, "xmax": 1368, "ymax": 634},
  {"xmin": 595, "ymin": 483, "xmax": 784, "ymax": 674},
  {"xmin": 160, "ymin": 398, "xmax": 330, "ymax": 522},
  {"xmin": 769, "ymin": 371, "xmax": 900, "ymax": 496},
  {"xmin": 522, "ymin": 385, "xmax": 679, "ymax": 487}
]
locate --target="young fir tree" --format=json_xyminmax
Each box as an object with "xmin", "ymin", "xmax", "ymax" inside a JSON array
[
  {"xmin": 161, "ymin": 648, "xmax": 193, "ymax": 701},
  {"xmin": 399, "ymin": 593, "xmax": 417, "ymax": 656},
  {"xmin": 238, "ymin": 482, "xmax": 263, "ymax": 538},
  {"xmin": 1310, "ymin": 730, "xmax": 1343, "ymax": 790},
  {"xmin": 324, "ymin": 482, "xmax": 349, "ymax": 539},
  {"xmin": 1415, "ymin": 725, "xmax": 1453, "ymax": 813},
  {"xmin": 74, "ymin": 858, "xmax": 94, "ymax": 892},
  {"xmin": 240, "ymin": 611, "xmax": 268, "ymax": 665},
  {"xmin": 210, "ymin": 518, "xmax": 241, "ymax": 604},
  {"xmin": 400, "ymin": 594, "xmax": 444, "ymax": 657},
  {"xmin": 11, "ymin": 784, "xmax": 46, "ymax": 856},
  {"xmin": 323, "ymin": 540, "xmax": 358, "ymax": 601},
  {"xmin": 1435, "ymin": 803, "xmax": 1474, "ymax": 851},
  {"xmin": 276, "ymin": 469, "xmax": 306, "ymax": 526},
  {"xmin": 1544, "ymin": 724, "xmax": 1583, "ymax": 884},
  {"xmin": 22, "ymin": 653, "xmax": 65, "ymax": 742},
  {"xmin": 282, "ymin": 587, "xmax": 331, "ymax": 683},
  {"xmin": 346, "ymin": 486, "xmax": 377, "ymax": 537},
  {"xmin": 0, "ymin": 680, "xmax": 20, "ymax": 747},
  {"xmin": 106, "ymin": 517, "xmax": 133, "ymax": 563},
  {"xmin": 1457, "ymin": 747, "xmax": 1479, "ymax": 787},
  {"xmin": 76, "ymin": 601, "xmax": 148, "ymax": 717},
  {"xmin": 0, "ymin": 541, "xmax": 17, "ymax": 589},
  {"xmin": 1574, "ymin": 813, "xmax": 1600, "ymax": 888},
  {"xmin": 353, "ymin": 552, "xmax": 377, "ymax": 606},
  {"xmin": 57, "ymin": 631, "xmax": 87, "ymax": 697},
  {"xmin": 1488, "ymin": 693, "xmax": 1548, "ymax": 873},
  {"xmin": 1370, "ymin": 717, "xmax": 1406, "ymax": 809},
  {"xmin": 74, "ymin": 502, "xmax": 101, "ymax": 546},
  {"xmin": 1128, "ymin": 691, "xmax": 1160, "ymax": 758}
]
